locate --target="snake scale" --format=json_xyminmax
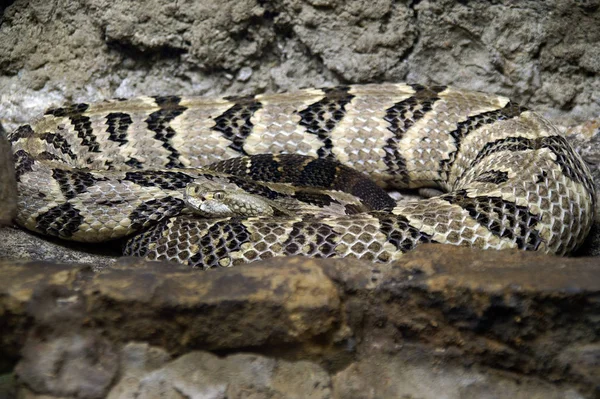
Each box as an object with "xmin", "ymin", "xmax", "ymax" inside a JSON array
[{"xmin": 8, "ymin": 83, "xmax": 596, "ymax": 268}]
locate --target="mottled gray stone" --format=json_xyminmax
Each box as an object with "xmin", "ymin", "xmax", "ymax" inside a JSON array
[
  {"xmin": 0, "ymin": 226, "xmax": 118, "ymax": 271},
  {"xmin": 332, "ymin": 349, "xmax": 587, "ymax": 399},
  {"xmin": 15, "ymin": 333, "xmax": 119, "ymax": 399},
  {"xmin": 107, "ymin": 351, "xmax": 331, "ymax": 399},
  {"xmin": 557, "ymin": 344, "xmax": 600, "ymax": 387},
  {"xmin": 0, "ymin": 128, "xmax": 17, "ymax": 225},
  {"xmin": 107, "ymin": 343, "xmax": 172, "ymax": 399}
]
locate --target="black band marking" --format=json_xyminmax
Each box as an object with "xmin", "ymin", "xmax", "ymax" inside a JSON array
[
  {"xmin": 13, "ymin": 149, "xmax": 35, "ymax": 181},
  {"xmin": 474, "ymin": 170, "xmax": 509, "ymax": 184},
  {"xmin": 35, "ymin": 203, "xmax": 84, "ymax": 238},
  {"xmin": 292, "ymin": 191, "xmax": 338, "ymax": 207},
  {"xmin": 189, "ymin": 218, "xmax": 251, "ymax": 268},
  {"xmin": 440, "ymin": 189, "xmax": 542, "ymax": 250},
  {"xmin": 125, "ymin": 158, "xmax": 144, "ymax": 169},
  {"xmin": 298, "ymin": 87, "xmax": 355, "ymax": 159},
  {"xmin": 106, "ymin": 112, "xmax": 133, "ymax": 146},
  {"xmin": 124, "ymin": 170, "xmax": 195, "ymax": 190},
  {"xmin": 9, "ymin": 125, "xmax": 34, "ymax": 142},
  {"xmin": 70, "ymin": 114, "xmax": 100, "ymax": 154},
  {"xmin": 211, "ymin": 95, "xmax": 263, "ymax": 155},
  {"xmin": 470, "ymin": 135, "xmax": 595, "ymax": 204},
  {"xmin": 383, "ymin": 84, "xmax": 447, "ymax": 184},
  {"xmin": 124, "ymin": 218, "xmax": 170, "ymax": 258},
  {"xmin": 44, "ymin": 103, "xmax": 89, "ymax": 117},
  {"xmin": 52, "ymin": 169, "xmax": 104, "ymax": 200},
  {"xmin": 297, "ymin": 157, "xmax": 338, "ymax": 187},
  {"xmin": 441, "ymin": 102, "xmax": 526, "ymax": 178},
  {"xmin": 44, "ymin": 103, "xmax": 100, "ymax": 155},
  {"xmin": 129, "ymin": 197, "xmax": 186, "ymax": 231},
  {"xmin": 247, "ymin": 154, "xmax": 284, "ymax": 182},
  {"xmin": 227, "ymin": 176, "xmax": 282, "ymax": 201},
  {"xmin": 300, "ymin": 158, "xmax": 396, "ymax": 211},
  {"xmin": 38, "ymin": 151, "xmax": 63, "ymax": 162},
  {"xmin": 539, "ymin": 135, "xmax": 596, "ymax": 203},
  {"xmin": 282, "ymin": 219, "xmax": 340, "ymax": 258},
  {"xmin": 145, "ymin": 96, "xmax": 187, "ymax": 169},
  {"xmin": 470, "ymin": 136, "xmax": 533, "ymax": 170},
  {"xmin": 207, "ymin": 154, "xmax": 395, "ymax": 211},
  {"xmin": 377, "ymin": 213, "xmax": 434, "ymax": 252},
  {"xmin": 39, "ymin": 133, "xmax": 77, "ymax": 161}
]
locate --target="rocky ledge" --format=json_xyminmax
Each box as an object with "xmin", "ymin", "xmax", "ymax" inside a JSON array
[{"xmin": 0, "ymin": 245, "xmax": 598, "ymax": 398}]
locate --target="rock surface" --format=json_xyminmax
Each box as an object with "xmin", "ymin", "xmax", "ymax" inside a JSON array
[
  {"xmin": 1, "ymin": 246, "xmax": 599, "ymax": 398},
  {"xmin": 0, "ymin": 226, "xmax": 118, "ymax": 270},
  {"xmin": 0, "ymin": 127, "xmax": 17, "ymax": 225},
  {"xmin": 108, "ymin": 350, "xmax": 332, "ymax": 399},
  {"xmin": 1, "ymin": 0, "xmax": 599, "ymax": 398}
]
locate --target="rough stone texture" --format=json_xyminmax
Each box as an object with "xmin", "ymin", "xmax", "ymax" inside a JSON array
[
  {"xmin": 107, "ymin": 351, "xmax": 331, "ymax": 399},
  {"xmin": 0, "ymin": 256, "xmax": 341, "ymax": 361},
  {"xmin": 0, "ymin": 226, "xmax": 118, "ymax": 271},
  {"xmin": 0, "ymin": 373, "xmax": 17, "ymax": 399},
  {"xmin": 15, "ymin": 333, "xmax": 119, "ymax": 398},
  {"xmin": 332, "ymin": 348, "xmax": 587, "ymax": 399},
  {"xmin": 0, "ymin": 127, "xmax": 17, "ymax": 225},
  {"xmin": 1, "ymin": 246, "xmax": 599, "ymax": 398},
  {"xmin": 566, "ymin": 120, "xmax": 600, "ymax": 187},
  {"xmin": 106, "ymin": 343, "xmax": 172, "ymax": 399},
  {"xmin": 565, "ymin": 122, "xmax": 600, "ymax": 256}
]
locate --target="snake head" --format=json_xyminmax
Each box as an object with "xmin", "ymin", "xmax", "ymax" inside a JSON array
[{"xmin": 184, "ymin": 181, "xmax": 278, "ymax": 218}]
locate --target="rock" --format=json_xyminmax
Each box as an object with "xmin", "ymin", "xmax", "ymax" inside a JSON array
[
  {"xmin": 557, "ymin": 344, "xmax": 600, "ymax": 390},
  {"xmin": 0, "ymin": 127, "xmax": 17, "ymax": 225},
  {"xmin": 0, "ymin": 257, "xmax": 342, "ymax": 359},
  {"xmin": 106, "ymin": 343, "xmax": 172, "ymax": 399},
  {"xmin": 1, "ymin": 247, "xmax": 599, "ymax": 397},
  {"xmin": 0, "ymin": 373, "xmax": 17, "ymax": 399},
  {"xmin": 118, "ymin": 342, "xmax": 172, "ymax": 373},
  {"xmin": 15, "ymin": 333, "xmax": 119, "ymax": 399},
  {"xmin": 332, "ymin": 347, "xmax": 587, "ymax": 399},
  {"xmin": 107, "ymin": 351, "xmax": 331, "ymax": 399},
  {"xmin": 0, "ymin": 226, "xmax": 118, "ymax": 271}
]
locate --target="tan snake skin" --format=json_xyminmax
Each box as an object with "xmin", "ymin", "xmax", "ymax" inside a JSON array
[{"xmin": 8, "ymin": 83, "xmax": 596, "ymax": 268}]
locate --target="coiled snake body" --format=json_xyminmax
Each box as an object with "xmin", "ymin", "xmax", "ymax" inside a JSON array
[{"xmin": 8, "ymin": 83, "xmax": 596, "ymax": 268}]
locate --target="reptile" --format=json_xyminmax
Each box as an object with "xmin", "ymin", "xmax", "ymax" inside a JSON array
[{"xmin": 7, "ymin": 83, "xmax": 596, "ymax": 268}]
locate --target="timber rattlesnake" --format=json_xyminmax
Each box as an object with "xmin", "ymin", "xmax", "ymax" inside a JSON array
[{"xmin": 8, "ymin": 83, "xmax": 596, "ymax": 268}]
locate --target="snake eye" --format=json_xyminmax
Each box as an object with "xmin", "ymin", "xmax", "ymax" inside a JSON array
[{"xmin": 213, "ymin": 191, "xmax": 225, "ymax": 200}]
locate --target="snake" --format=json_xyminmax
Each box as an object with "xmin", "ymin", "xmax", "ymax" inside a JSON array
[{"xmin": 7, "ymin": 83, "xmax": 596, "ymax": 268}]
